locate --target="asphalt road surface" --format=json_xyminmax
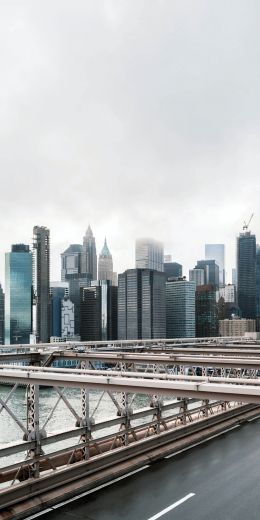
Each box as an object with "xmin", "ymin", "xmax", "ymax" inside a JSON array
[{"xmin": 31, "ymin": 416, "xmax": 260, "ymax": 520}]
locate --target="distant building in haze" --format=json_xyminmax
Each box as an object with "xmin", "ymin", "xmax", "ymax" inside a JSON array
[
  {"xmin": 166, "ymin": 279, "xmax": 195, "ymax": 338},
  {"xmin": 118, "ymin": 268, "xmax": 166, "ymax": 340},
  {"xmin": 237, "ymin": 230, "xmax": 256, "ymax": 319},
  {"xmin": 136, "ymin": 238, "xmax": 164, "ymax": 272},
  {"xmin": 164, "ymin": 262, "xmax": 183, "ymax": 280},
  {"xmin": 33, "ymin": 226, "xmax": 50, "ymax": 343},
  {"xmin": 98, "ymin": 238, "xmax": 114, "ymax": 282},
  {"xmin": 81, "ymin": 225, "xmax": 97, "ymax": 280},
  {"xmin": 189, "ymin": 268, "xmax": 205, "ymax": 288},
  {"xmin": 5, "ymin": 244, "xmax": 32, "ymax": 344},
  {"xmin": 61, "ymin": 244, "xmax": 83, "ymax": 281},
  {"xmin": 195, "ymin": 260, "xmax": 219, "ymax": 289},
  {"xmin": 205, "ymin": 244, "xmax": 225, "ymax": 286}
]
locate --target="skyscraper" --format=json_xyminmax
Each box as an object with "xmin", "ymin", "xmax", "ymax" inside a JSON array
[
  {"xmin": 118, "ymin": 268, "xmax": 166, "ymax": 340},
  {"xmin": 33, "ymin": 226, "xmax": 50, "ymax": 343},
  {"xmin": 66, "ymin": 272, "xmax": 92, "ymax": 336},
  {"xmin": 81, "ymin": 225, "xmax": 97, "ymax": 280},
  {"xmin": 196, "ymin": 285, "xmax": 219, "ymax": 337},
  {"xmin": 98, "ymin": 238, "xmax": 113, "ymax": 282},
  {"xmin": 61, "ymin": 244, "xmax": 83, "ymax": 281},
  {"xmin": 166, "ymin": 279, "xmax": 195, "ymax": 338},
  {"xmin": 80, "ymin": 280, "xmax": 118, "ymax": 341},
  {"xmin": 195, "ymin": 260, "xmax": 219, "ymax": 289},
  {"xmin": 205, "ymin": 244, "xmax": 225, "ymax": 286},
  {"xmin": 135, "ymin": 238, "xmax": 164, "ymax": 272},
  {"xmin": 5, "ymin": 244, "xmax": 32, "ymax": 344},
  {"xmin": 0, "ymin": 284, "xmax": 5, "ymax": 345},
  {"xmin": 237, "ymin": 231, "xmax": 256, "ymax": 319}
]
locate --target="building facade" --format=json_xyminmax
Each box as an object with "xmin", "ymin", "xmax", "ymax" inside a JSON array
[
  {"xmin": 166, "ymin": 279, "xmax": 195, "ymax": 338},
  {"xmin": 81, "ymin": 225, "xmax": 97, "ymax": 280},
  {"xmin": 216, "ymin": 284, "xmax": 236, "ymax": 303},
  {"xmin": 5, "ymin": 244, "xmax": 32, "ymax": 344},
  {"xmin": 33, "ymin": 226, "xmax": 50, "ymax": 343},
  {"xmin": 50, "ymin": 282, "xmax": 69, "ymax": 337},
  {"xmin": 80, "ymin": 280, "xmax": 118, "ymax": 341},
  {"xmin": 61, "ymin": 244, "xmax": 83, "ymax": 281},
  {"xmin": 98, "ymin": 238, "xmax": 114, "ymax": 282},
  {"xmin": 135, "ymin": 238, "xmax": 164, "ymax": 272},
  {"xmin": 205, "ymin": 244, "xmax": 225, "ymax": 286},
  {"xmin": 164, "ymin": 262, "xmax": 183, "ymax": 280},
  {"xmin": 66, "ymin": 273, "xmax": 92, "ymax": 336},
  {"xmin": 195, "ymin": 260, "xmax": 219, "ymax": 289},
  {"xmin": 189, "ymin": 268, "xmax": 205, "ymax": 288},
  {"xmin": 219, "ymin": 318, "xmax": 256, "ymax": 337},
  {"xmin": 61, "ymin": 297, "xmax": 75, "ymax": 338},
  {"xmin": 118, "ymin": 268, "xmax": 166, "ymax": 340},
  {"xmin": 196, "ymin": 284, "xmax": 219, "ymax": 337},
  {"xmin": 237, "ymin": 231, "xmax": 256, "ymax": 319}
]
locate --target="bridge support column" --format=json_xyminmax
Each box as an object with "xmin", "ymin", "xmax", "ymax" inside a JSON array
[
  {"xmin": 80, "ymin": 361, "xmax": 94, "ymax": 460},
  {"xmin": 26, "ymin": 384, "xmax": 43, "ymax": 478}
]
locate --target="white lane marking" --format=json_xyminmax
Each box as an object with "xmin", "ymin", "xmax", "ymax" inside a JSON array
[
  {"xmin": 165, "ymin": 424, "xmax": 240, "ymax": 459},
  {"xmin": 147, "ymin": 493, "xmax": 195, "ymax": 520},
  {"xmin": 52, "ymin": 464, "xmax": 150, "ymax": 509},
  {"xmin": 248, "ymin": 414, "xmax": 260, "ymax": 422}
]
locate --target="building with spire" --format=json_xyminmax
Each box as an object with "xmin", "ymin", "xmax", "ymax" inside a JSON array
[
  {"xmin": 98, "ymin": 238, "xmax": 114, "ymax": 282},
  {"xmin": 81, "ymin": 225, "xmax": 97, "ymax": 280}
]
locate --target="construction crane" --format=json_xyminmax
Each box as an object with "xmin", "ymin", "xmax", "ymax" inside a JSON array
[{"xmin": 243, "ymin": 213, "xmax": 254, "ymax": 231}]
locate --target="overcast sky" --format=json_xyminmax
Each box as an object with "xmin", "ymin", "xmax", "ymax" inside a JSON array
[{"xmin": 1, "ymin": 0, "xmax": 260, "ymax": 284}]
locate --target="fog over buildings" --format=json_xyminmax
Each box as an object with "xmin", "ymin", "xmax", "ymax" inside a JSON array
[{"xmin": 1, "ymin": 1, "xmax": 260, "ymax": 283}]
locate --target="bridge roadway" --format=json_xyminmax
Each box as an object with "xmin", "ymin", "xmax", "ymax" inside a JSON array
[{"xmin": 34, "ymin": 415, "xmax": 260, "ymax": 520}]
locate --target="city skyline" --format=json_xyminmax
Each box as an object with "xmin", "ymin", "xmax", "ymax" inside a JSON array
[
  {"xmin": 1, "ymin": 2, "xmax": 260, "ymax": 291},
  {"xmin": 0, "ymin": 221, "xmax": 257, "ymax": 289}
]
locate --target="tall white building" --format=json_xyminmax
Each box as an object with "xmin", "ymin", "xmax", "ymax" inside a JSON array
[
  {"xmin": 205, "ymin": 244, "xmax": 225, "ymax": 286},
  {"xmin": 216, "ymin": 284, "xmax": 236, "ymax": 303},
  {"xmin": 135, "ymin": 238, "xmax": 164, "ymax": 272}
]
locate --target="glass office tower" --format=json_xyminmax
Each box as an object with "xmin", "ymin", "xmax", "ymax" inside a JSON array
[
  {"xmin": 237, "ymin": 231, "xmax": 256, "ymax": 319},
  {"xmin": 205, "ymin": 244, "xmax": 225, "ymax": 286},
  {"xmin": 5, "ymin": 244, "xmax": 32, "ymax": 344}
]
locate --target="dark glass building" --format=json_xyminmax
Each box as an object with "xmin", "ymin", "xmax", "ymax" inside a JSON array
[
  {"xmin": 195, "ymin": 260, "xmax": 219, "ymax": 289},
  {"xmin": 163, "ymin": 262, "xmax": 183, "ymax": 280},
  {"xmin": 0, "ymin": 284, "xmax": 4, "ymax": 345},
  {"xmin": 196, "ymin": 284, "xmax": 218, "ymax": 337},
  {"xmin": 118, "ymin": 268, "xmax": 166, "ymax": 340},
  {"xmin": 237, "ymin": 231, "xmax": 256, "ymax": 319},
  {"xmin": 80, "ymin": 280, "xmax": 118, "ymax": 341},
  {"xmin": 5, "ymin": 244, "xmax": 32, "ymax": 344},
  {"xmin": 33, "ymin": 226, "xmax": 50, "ymax": 343}
]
